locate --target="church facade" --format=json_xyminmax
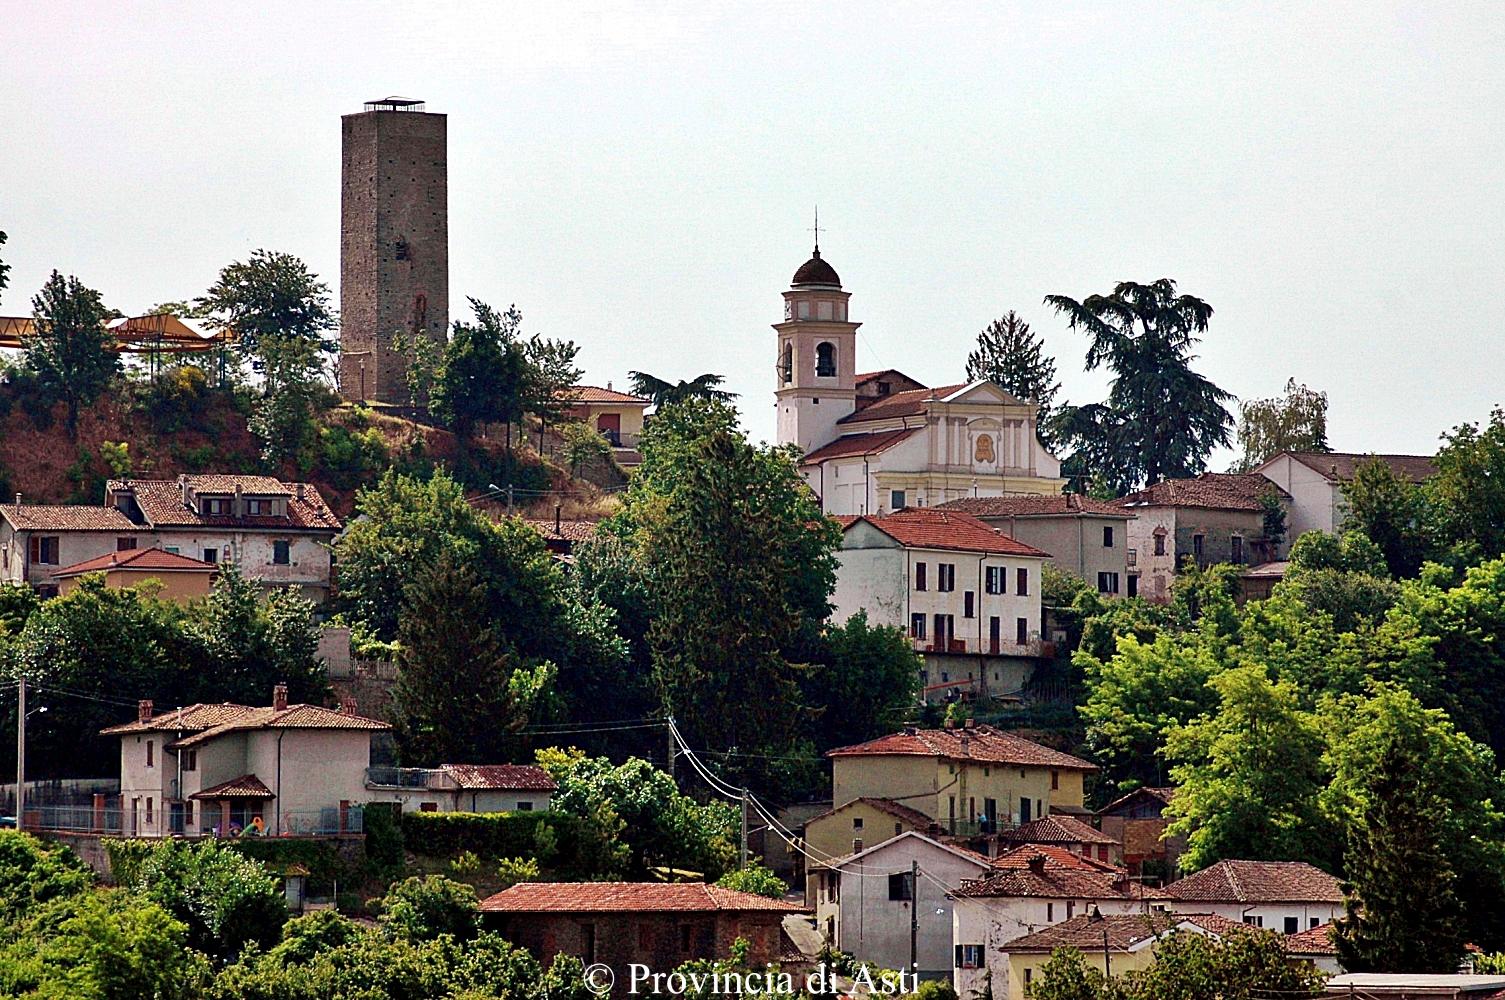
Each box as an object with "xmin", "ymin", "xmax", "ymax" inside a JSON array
[{"xmin": 774, "ymin": 246, "xmax": 1065, "ymax": 515}]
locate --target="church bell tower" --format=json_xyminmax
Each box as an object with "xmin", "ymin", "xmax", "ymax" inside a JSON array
[{"xmin": 774, "ymin": 237, "xmax": 860, "ymax": 455}]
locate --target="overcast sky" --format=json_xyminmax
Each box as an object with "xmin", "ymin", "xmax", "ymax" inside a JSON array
[{"xmin": 3, "ymin": 2, "xmax": 1502, "ymax": 458}]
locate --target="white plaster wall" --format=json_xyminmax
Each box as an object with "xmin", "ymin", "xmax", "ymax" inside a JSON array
[
  {"xmin": 832, "ymin": 544, "xmax": 907, "ymax": 629},
  {"xmin": 1161, "ymin": 900, "xmax": 1340, "ymax": 932},
  {"xmin": 247, "ymin": 729, "xmax": 372, "ymax": 834},
  {"xmin": 1123, "ymin": 507, "xmax": 1177, "ymax": 602},
  {"xmin": 119, "ymin": 734, "xmax": 173, "ymax": 837},
  {"xmin": 1257, "ymin": 456, "xmax": 1340, "ymax": 540}
]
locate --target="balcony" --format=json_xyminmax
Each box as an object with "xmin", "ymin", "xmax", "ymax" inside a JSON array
[
  {"xmin": 913, "ymin": 637, "xmax": 1055, "ymax": 658},
  {"xmin": 365, "ymin": 766, "xmax": 459, "ymax": 792}
]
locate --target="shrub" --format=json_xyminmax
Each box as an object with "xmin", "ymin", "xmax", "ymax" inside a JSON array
[
  {"xmin": 714, "ymin": 863, "xmax": 788, "ymax": 899},
  {"xmin": 377, "ymin": 875, "xmax": 479, "ymax": 943},
  {"xmin": 398, "ymin": 810, "xmax": 607, "ymax": 879}
]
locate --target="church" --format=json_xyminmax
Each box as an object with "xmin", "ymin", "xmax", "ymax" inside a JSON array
[{"xmin": 773, "ymin": 244, "xmax": 1065, "ymax": 515}]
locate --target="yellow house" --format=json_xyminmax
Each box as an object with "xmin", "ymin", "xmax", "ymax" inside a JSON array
[
  {"xmin": 803, "ymin": 796, "xmax": 941, "ymax": 882},
  {"xmin": 827, "ymin": 722, "xmax": 1095, "ymax": 836},
  {"xmin": 53, "ymin": 547, "xmax": 220, "ymax": 603},
  {"xmin": 1001, "ymin": 913, "xmax": 1234, "ymax": 1000},
  {"xmin": 558, "ymin": 384, "xmax": 650, "ymax": 447}
]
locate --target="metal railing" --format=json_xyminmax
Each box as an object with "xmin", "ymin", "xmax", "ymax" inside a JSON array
[{"xmin": 365, "ymin": 766, "xmax": 459, "ymax": 791}]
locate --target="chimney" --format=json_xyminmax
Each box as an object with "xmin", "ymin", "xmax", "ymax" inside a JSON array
[
  {"xmin": 339, "ymin": 695, "xmax": 358, "ymax": 715},
  {"xmin": 295, "ymin": 483, "xmax": 306, "ymax": 502},
  {"xmin": 12, "ymin": 493, "xmax": 19, "ymax": 506},
  {"xmin": 178, "ymin": 474, "xmax": 190, "ymax": 506},
  {"xmin": 1112, "ymin": 874, "xmax": 1129, "ymax": 893},
  {"xmin": 138, "ymin": 699, "xmax": 154, "ymax": 723},
  {"xmin": 1027, "ymin": 853, "xmax": 1047, "ymax": 875},
  {"xmin": 964, "ymin": 718, "xmax": 976, "ymax": 730},
  {"xmin": 272, "ymin": 682, "xmax": 288, "ymax": 711},
  {"xmin": 607, "ymin": 380, "xmax": 613, "ymax": 391},
  {"xmin": 944, "ymin": 718, "xmax": 956, "ymax": 730}
]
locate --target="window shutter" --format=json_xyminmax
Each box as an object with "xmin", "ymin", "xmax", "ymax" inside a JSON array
[{"xmin": 955, "ymin": 945, "xmax": 963, "ymax": 968}]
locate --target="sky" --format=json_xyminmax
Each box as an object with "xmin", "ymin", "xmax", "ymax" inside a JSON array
[{"xmin": 3, "ymin": 1, "xmax": 1503, "ymax": 459}]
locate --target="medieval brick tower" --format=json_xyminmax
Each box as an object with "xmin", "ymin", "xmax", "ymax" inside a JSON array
[{"xmin": 338, "ymin": 97, "xmax": 448, "ymax": 403}]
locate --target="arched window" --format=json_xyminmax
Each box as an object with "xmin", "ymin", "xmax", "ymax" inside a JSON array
[
  {"xmin": 815, "ymin": 342, "xmax": 836, "ymax": 378},
  {"xmin": 779, "ymin": 343, "xmax": 793, "ymax": 385}
]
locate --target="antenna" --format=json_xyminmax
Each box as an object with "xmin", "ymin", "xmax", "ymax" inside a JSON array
[{"xmin": 809, "ymin": 206, "xmax": 825, "ymax": 254}]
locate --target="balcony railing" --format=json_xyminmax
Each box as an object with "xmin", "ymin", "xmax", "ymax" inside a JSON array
[
  {"xmin": 365, "ymin": 766, "xmax": 460, "ymax": 792},
  {"xmin": 912, "ymin": 636, "xmax": 1055, "ymax": 658}
]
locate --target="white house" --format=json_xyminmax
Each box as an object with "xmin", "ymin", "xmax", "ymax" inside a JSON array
[
  {"xmin": 949, "ymin": 844, "xmax": 1164, "ymax": 1000},
  {"xmin": 831, "ymin": 508, "xmax": 1050, "ymax": 701},
  {"xmin": 101, "ymin": 683, "xmax": 388, "ymax": 838},
  {"xmin": 364, "ymin": 763, "xmax": 557, "ymax": 813},
  {"xmin": 811, "ymin": 831, "xmax": 992, "ymax": 980},
  {"xmin": 1160, "ymin": 860, "xmax": 1343, "ymax": 933},
  {"xmin": 1254, "ymin": 451, "xmax": 1438, "ymax": 541},
  {"xmin": 770, "ymin": 241, "xmax": 1063, "ymax": 514}
]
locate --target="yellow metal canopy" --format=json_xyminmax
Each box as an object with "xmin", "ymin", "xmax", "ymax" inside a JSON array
[{"xmin": 0, "ymin": 313, "xmax": 234, "ymax": 352}]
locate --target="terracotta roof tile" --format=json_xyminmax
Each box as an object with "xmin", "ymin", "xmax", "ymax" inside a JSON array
[
  {"xmin": 170, "ymin": 704, "xmax": 389, "ymax": 748},
  {"xmin": 100, "ymin": 703, "xmax": 257, "ymax": 736},
  {"xmin": 1112, "ymin": 473, "xmax": 1289, "ymax": 512},
  {"xmin": 954, "ymin": 864, "xmax": 1164, "ymax": 901},
  {"xmin": 190, "ymin": 774, "xmax": 274, "ymax": 800},
  {"xmin": 521, "ymin": 518, "xmax": 599, "ymax": 543},
  {"xmin": 440, "ymin": 764, "xmax": 557, "ymax": 791},
  {"xmin": 839, "ymin": 383, "xmax": 968, "ymax": 424},
  {"xmin": 1097, "ymin": 786, "xmax": 1176, "ymax": 816},
  {"xmin": 999, "ymin": 912, "xmax": 1183, "ymax": 953},
  {"xmin": 1002, "ymin": 814, "xmax": 1117, "ymax": 846},
  {"xmin": 845, "ymin": 508, "xmax": 1050, "ymax": 557},
  {"xmin": 173, "ymin": 474, "xmax": 291, "ymax": 495},
  {"xmin": 107, "ymin": 478, "xmax": 341, "ymax": 531},
  {"xmin": 558, "ymin": 385, "xmax": 651, "ymax": 405},
  {"xmin": 989, "ymin": 843, "xmax": 1122, "ymax": 873},
  {"xmin": 936, "ymin": 495, "xmax": 1131, "ymax": 518},
  {"xmin": 1281, "ymin": 452, "xmax": 1437, "ymax": 483},
  {"xmin": 0, "ymin": 504, "xmax": 137, "ymax": 532},
  {"xmin": 54, "ymin": 546, "xmax": 219, "ymax": 578},
  {"xmin": 1283, "ymin": 922, "xmax": 1338, "ymax": 955},
  {"xmin": 801, "ymin": 428, "xmax": 921, "ymax": 464},
  {"xmin": 480, "ymin": 882, "xmax": 805, "ymax": 913},
  {"xmin": 828, "ymin": 724, "xmax": 1096, "ymax": 772},
  {"xmin": 1162, "ymin": 860, "xmax": 1343, "ymax": 904}
]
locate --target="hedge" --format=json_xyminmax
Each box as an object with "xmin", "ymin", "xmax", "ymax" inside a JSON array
[{"xmin": 398, "ymin": 810, "xmax": 606, "ymax": 878}]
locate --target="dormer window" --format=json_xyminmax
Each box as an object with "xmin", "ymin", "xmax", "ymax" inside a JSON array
[
  {"xmin": 202, "ymin": 497, "xmax": 231, "ymax": 516},
  {"xmin": 816, "ymin": 342, "xmax": 836, "ymax": 378},
  {"xmin": 246, "ymin": 498, "xmax": 273, "ymax": 516},
  {"xmin": 876, "ymin": 381, "xmax": 891, "ymax": 396}
]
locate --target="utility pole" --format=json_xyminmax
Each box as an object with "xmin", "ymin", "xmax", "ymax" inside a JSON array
[
  {"xmin": 909, "ymin": 860, "xmax": 919, "ymax": 977},
  {"xmin": 740, "ymin": 789, "xmax": 750, "ymax": 868},
  {"xmin": 15, "ymin": 676, "xmax": 25, "ymax": 833},
  {"xmin": 506, "ymin": 484, "xmax": 514, "ymax": 516},
  {"xmin": 665, "ymin": 720, "xmax": 675, "ymax": 782},
  {"xmin": 1102, "ymin": 928, "xmax": 1111, "ymax": 978}
]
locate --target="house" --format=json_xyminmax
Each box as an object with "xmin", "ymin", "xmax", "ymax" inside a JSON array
[
  {"xmin": 1323, "ymin": 975, "xmax": 1505, "ymax": 999},
  {"xmin": 949, "ymin": 844, "xmax": 1162, "ymax": 999},
  {"xmin": 479, "ymin": 882, "xmax": 804, "ymax": 971},
  {"xmin": 771, "ymin": 242, "xmax": 1063, "ymax": 513},
  {"xmin": 830, "ymin": 508, "xmax": 1051, "ymax": 701},
  {"xmin": 558, "ymin": 383, "xmax": 651, "ymax": 466},
  {"xmin": 1000, "ymin": 814, "xmax": 1119, "ymax": 865},
  {"xmin": 51, "ymin": 547, "xmax": 220, "ymax": 602},
  {"xmin": 364, "ymin": 763, "xmax": 556, "ymax": 813},
  {"xmin": 810, "ymin": 832, "xmax": 992, "ymax": 979},
  {"xmin": 1160, "ymin": 860, "xmax": 1344, "ymax": 933},
  {"xmin": 1095, "ymin": 787, "xmax": 1184, "ymax": 882},
  {"xmin": 1284, "ymin": 922, "xmax": 1342, "ymax": 976},
  {"xmin": 1111, "ymin": 473, "xmax": 1291, "ymax": 603},
  {"xmin": 522, "ymin": 515, "xmax": 598, "ymax": 558},
  {"xmin": 0, "ymin": 475, "xmax": 342, "ymax": 602},
  {"xmin": 935, "ymin": 496, "xmax": 1136, "ymax": 598},
  {"xmin": 827, "ymin": 721, "xmax": 1096, "ymax": 841},
  {"xmin": 1254, "ymin": 451, "xmax": 1438, "ymax": 541},
  {"xmin": 1238, "ymin": 560, "xmax": 1288, "ymax": 602},
  {"xmin": 100, "ymin": 683, "xmax": 388, "ymax": 838},
  {"xmin": 802, "ymin": 797, "xmax": 943, "ymax": 886}
]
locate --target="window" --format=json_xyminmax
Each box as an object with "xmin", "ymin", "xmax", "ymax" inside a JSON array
[
  {"xmin": 272, "ymin": 540, "xmax": 291, "ymax": 565},
  {"xmin": 246, "ymin": 498, "xmax": 273, "ymax": 516},
  {"xmin": 852, "ymin": 839, "xmax": 863, "ymax": 853},
  {"xmin": 910, "ymin": 614, "xmax": 926, "ymax": 639},
  {"xmin": 30, "ymin": 536, "xmax": 60, "ymax": 565},
  {"xmin": 202, "ymin": 548, "xmax": 218, "ymax": 564},
  {"xmin": 1193, "ymin": 534, "xmax": 1205, "ymax": 561},
  {"xmin": 420, "ymin": 801, "xmax": 438, "ymax": 812},
  {"xmin": 202, "ymin": 497, "xmax": 231, "ymax": 516},
  {"xmin": 779, "ymin": 343, "xmax": 793, "ymax": 384},
  {"xmin": 963, "ymin": 591, "xmax": 975, "ymax": 618},
  {"xmin": 853, "ymin": 817, "xmax": 864, "ymax": 831},
  {"xmin": 989, "ymin": 616, "xmax": 1001, "ymax": 652},
  {"xmin": 1016, "ymin": 568, "xmax": 1028, "ymax": 595},
  {"xmin": 1103, "ymin": 525, "xmax": 1114, "ymax": 547},
  {"xmin": 145, "ymin": 797, "xmax": 153, "ymax": 825},
  {"xmin": 815, "ymin": 342, "xmax": 836, "ymax": 377},
  {"xmin": 182, "ymin": 750, "xmax": 197, "ymax": 772},
  {"xmin": 117, "ymin": 536, "xmax": 137, "ymax": 551},
  {"xmin": 164, "ymin": 546, "xmax": 180, "ymax": 555},
  {"xmin": 1154, "ymin": 531, "xmax": 1166, "ymax": 556},
  {"xmin": 955, "ymin": 945, "xmax": 985, "ymax": 969},
  {"xmin": 915, "ymin": 563, "xmax": 927, "ymax": 591},
  {"xmin": 1243, "ymin": 915, "xmax": 1264, "ymax": 928},
  {"xmin": 680, "ymin": 924, "xmax": 693, "ymax": 952},
  {"xmin": 937, "ymin": 563, "xmax": 956, "ymax": 592},
  {"xmin": 517, "ymin": 801, "xmax": 534, "ymax": 811},
  {"xmin": 1127, "ymin": 575, "xmax": 1138, "ymax": 598},
  {"xmin": 1047, "ymin": 902, "xmax": 1054, "ymax": 921},
  {"xmin": 1284, "ymin": 916, "xmax": 1298, "ymax": 934},
  {"xmin": 394, "ymin": 239, "xmax": 410, "ymax": 261},
  {"xmin": 1097, "ymin": 572, "xmax": 1120, "ymax": 594},
  {"xmin": 1067, "ymin": 901, "xmax": 1074, "ymax": 919},
  {"xmin": 146, "ymin": 740, "xmax": 154, "ymax": 768},
  {"xmin": 887, "ymin": 872, "xmax": 914, "ymax": 901},
  {"xmin": 1023, "ymin": 968, "xmax": 1032, "ymax": 989},
  {"xmin": 890, "ymin": 490, "xmax": 906, "ymax": 511},
  {"xmin": 1231, "ymin": 535, "xmax": 1244, "ymax": 565},
  {"xmin": 1310, "ymin": 917, "xmax": 1320, "ymax": 929},
  {"xmin": 1051, "ymin": 770, "xmax": 1059, "ymax": 790},
  {"xmin": 985, "ymin": 566, "xmax": 1003, "ymax": 594},
  {"xmin": 1016, "ymin": 618, "xmax": 1028, "ymax": 645}
]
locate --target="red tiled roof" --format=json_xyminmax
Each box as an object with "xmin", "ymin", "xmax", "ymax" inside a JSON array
[
  {"xmin": 807, "ymin": 796, "xmax": 940, "ymax": 833},
  {"xmin": 1283, "ymin": 922, "xmax": 1338, "ymax": 955},
  {"xmin": 0, "ymin": 504, "xmax": 137, "ymax": 532},
  {"xmin": 1097, "ymin": 786, "xmax": 1176, "ymax": 816},
  {"xmin": 190, "ymin": 774, "xmax": 274, "ymax": 800},
  {"xmin": 1162, "ymin": 860, "xmax": 1343, "ymax": 904},
  {"xmin": 828, "ymin": 724, "xmax": 1096, "ymax": 772},
  {"xmin": 998, "ymin": 912, "xmax": 1183, "ymax": 953},
  {"xmin": 521, "ymin": 518, "xmax": 599, "ymax": 543},
  {"xmin": 1112, "ymin": 473, "xmax": 1289, "ymax": 512},
  {"xmin": 954, "ymin": 864, "xmax": 1164, "ymax": 901},
  {"xmin": 1281, "ymin": 452, "xmax": 1437, "ymax": 483},
  {"xmin": 53, "ymin": 546, "xmax": 220, "ymax": 578},
  {"xmin": 801, "ymin": 428, "xmax": 921, "ymax": 465},
  {"xmin": 170, "ymin": 704, "xmax": 389, "ymax": 748},
  {"xmin": 108, "ymin": 478, "xmax": 342, "ymax": 531},
  {"xmin": 990, "ymin": 843, "xmax": 1122, "ymax": 873},
  {"xmin": 558, "ymin": 385, "xmax": 651, "ymax": 405},
  {"xmin": 480, "ymin": 882, "xmax": 805, "ymax": 914},
  {"xmin": 936, "ymin": 495, "xmax": 1131, "ymax": 518},
  {"xmin": 839, "ymin": 383, "xmax": 968, "ymax": 424},
  {"xmin": 1241, "ymin": 561, "xmax": 1288, "ymax": 580},
  {"xmin": 1002, "ymin": 814, "xmax": 1116, "ymax": 846},
  {"xmin": 844, "ymin": 508, "xmax": 1050, "ymax": 557},
  {"xmin": 440, "ymin": 764, "xmax": 557, "ymax": 792},
  {"xmin": 100, "ymin": 702, "xmax": 258, "ymax": 736},
  {"xmin": 826, "ymin": 831, "xmax": 993, "ymax": 870}
]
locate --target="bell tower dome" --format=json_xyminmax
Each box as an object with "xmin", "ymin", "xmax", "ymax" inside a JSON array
[{"xmin": 774, "ymin": 235, "xmax": 860, "ymax": 455}]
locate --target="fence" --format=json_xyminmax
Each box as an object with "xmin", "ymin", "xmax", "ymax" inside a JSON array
[{"xmin": 24, "ymin": 800, "xmax": 362, "ymax": 838}]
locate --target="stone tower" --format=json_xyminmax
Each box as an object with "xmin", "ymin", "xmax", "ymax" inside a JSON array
[
  {"xmin": 773, "ymin": 242, "xmax": 860, "ymax": 455},
  {"xmin": 338, "ymin": 97, "xmax": 448, "ymax": 403}
]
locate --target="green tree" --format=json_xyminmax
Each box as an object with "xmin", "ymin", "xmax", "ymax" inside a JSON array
[
  {"xmin": 393, "ymin": 553, "xmax": 558, "ymax": 763},
  {"xmin": 25, "ymin": 270, "xmax": 120, "ymax": 439},
  {"xmin": 377, "ymin": 875, "xmax": 480, "ymax": 944},
  {"xmin": 1231, "ymin": 377, "xmax": 1329, "ymax": 472},
  {"xmin": 560, "ymin": 420, "xmax": 612, "ymax": 476},
  {"xmin": 803, "ymin": 611, "xmax": 922, "ymax": 752},
  {"xmin": 1341, "ymin": 457, "xmax": 1436, "ymax": 577},
  {"xmin": 186, "ymin": 564, "xmax": 329, "ymax": 708},
  {"xmin": 715, "ymin": 863, "xmax": 788, "ymax": 899},
  {"xmin": 627, "ymin": 371, "xmax": 737, "ymax": 408},
  {"xmin": 964, "ymin": 311, "xmax": 1061, "ymax": 443},
  {"xmin": 1026, "ymin": 947, "xmax": 1109, "ymax": 1000},
  {"xmin": 1165, "ymin": 666, "xmax": 1330, "ymax": 870},
  {"xmin": 1046, "ymin": 279, "xmax": 1233, "ymax": 494},
  {"xmin": 0, "ymin": 831, "xmax": 94, "ymax": 928},
  {"xmin": 1278, "ymin": 531, "xmax": 1399, "ymax": 632},
  {"xmin": 1428, "ymin": 407, "xmax": 1505, "ymax": 565},
  {"xmin": 1122, "ymin": 924, "xmax": 1324, "ymax": 999},
  {"xmin": 1332, "ymin": 739, "xmax": 1466, "ymax": 972},
  {"xmin": 430, "ymin": 299, "xmax": 528, "ymax": 447},
  {"xmin": 120, "ymin": 838, "xmax": 287, "ymax": 962},
  {"xmin": 520, "ymin": 333, "xmax": 583, "ymax": 431},
  {"xmin": 391, "ymin": 327, "xmax": 442, "ymax": 407},
  {"xmin": 248, "ymin": 335, "xmax": 325, "ymax": 467},
  {"xmin": 195, "ymin": 249, "xmax": 336, "ymax": 368}
]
